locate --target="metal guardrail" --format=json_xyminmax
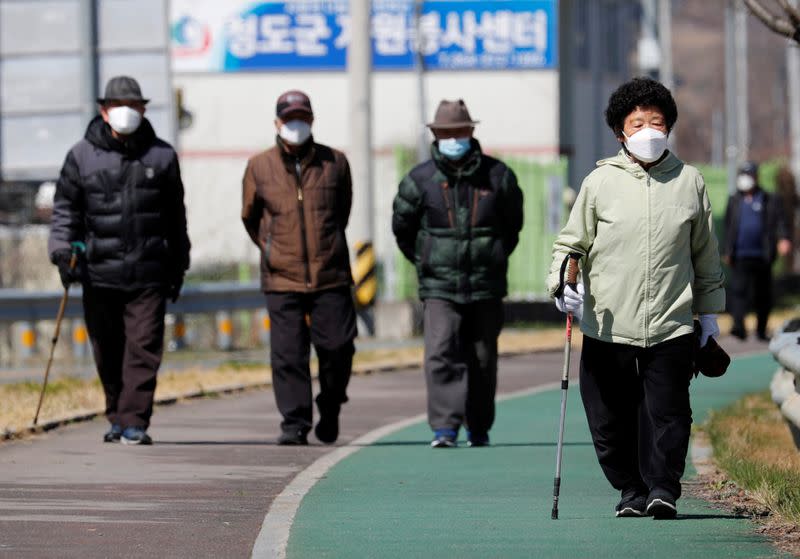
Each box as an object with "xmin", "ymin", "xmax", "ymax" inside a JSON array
[
  {"xmin": 769, "ymin": 318, "xmax": 800, "ymax": 450},
  {"xmin": 0, "ymin": 281, "xmax": 266, "ymax": 323}
]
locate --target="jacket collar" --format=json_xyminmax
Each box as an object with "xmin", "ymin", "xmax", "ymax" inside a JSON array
[
  {"xmin": 84, "ymin": 115, "xmax": 156, "ymax": 157},
  {"xmin": 276, "ymin": 135, "xmax": 316, "ymax": 166},
  {"xmin": 431, "ymin": 138, "xmax": 483, "ymax": 177},
  {"xmin": 597, "ymin": 148, "xmax": 683, "ymax": 179}
]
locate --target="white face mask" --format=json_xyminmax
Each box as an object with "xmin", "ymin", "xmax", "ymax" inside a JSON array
[
  {"xmin": 107, "ymin": 106, "xmax": 142, "ymax": 135},
  {"xmin": 736, "ymin": 174, "xmax": 755, "ymax": 192},
  {"xmin": 623, "ymin": 127, "xmax": 668, "ymax": 163},
  {"xmin": 279, "ymin": 120, "xmax": 312, "ymax": 146}
]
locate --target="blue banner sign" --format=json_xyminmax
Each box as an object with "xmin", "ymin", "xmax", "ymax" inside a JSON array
[{"xmin": 171, "ymin": 1, "xmax": 557, "ymax": 72}]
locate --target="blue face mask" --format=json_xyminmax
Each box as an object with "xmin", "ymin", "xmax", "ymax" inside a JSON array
[{"xmin": 438, "ymin": 137, "xmax": 472, "ymax": 160}]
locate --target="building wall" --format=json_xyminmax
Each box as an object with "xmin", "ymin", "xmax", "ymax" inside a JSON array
[{"xmin": 173, "ymin": 70, "xmax": 559, "ymax": 270}]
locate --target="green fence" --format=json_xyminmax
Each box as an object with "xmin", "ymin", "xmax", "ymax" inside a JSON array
[
  {"xmin": 391, "ymin": 147, "xmax": 568, "ymax": 300},
  {"xmin": 390, "ymin": 152, "xmax": 787, "ymax": 301}
]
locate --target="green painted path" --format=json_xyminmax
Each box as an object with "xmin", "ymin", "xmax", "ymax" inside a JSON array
[{"xmin": 287, "ymin": 354, "xmax": 789, "ymax": 558}]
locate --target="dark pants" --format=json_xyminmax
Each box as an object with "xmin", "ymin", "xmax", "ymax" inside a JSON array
[
  {"xmin": 82, "ymin": 286, "xmax": 166, "ymax": 430},
  {"xmin": 423, "ymin": 298, "xmax": 504, "ymax": 435},
  {"xmin": 266, "ymin": 287, "xmax": 357, "ymax": 435},
  {"xmin": 579, "ymin": 334, "xmax": 694, "ymax": 499},
  {"xmin": 728, "ymin": 257, "xmax": 773, "ymax": 336}
]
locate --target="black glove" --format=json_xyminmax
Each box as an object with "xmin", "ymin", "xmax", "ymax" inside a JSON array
[
  {"xmin": 52, "ymin": 249, "xmax": 81, "ymax": 288},
  {"xmin": 168, "ymin": 275, "xmax": 184, "ymax": 303}
]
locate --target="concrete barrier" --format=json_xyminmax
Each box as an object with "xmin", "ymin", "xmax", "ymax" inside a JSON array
[{"xmin": 769, "ymin": 318, "xmax": 800, "ymax": 449}]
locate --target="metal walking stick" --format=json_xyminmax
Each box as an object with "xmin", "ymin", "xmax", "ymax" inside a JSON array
[
  {"xmin": 551, "ymin": 254, "xmax": 580, "ymax": 520},
  {"xmin": 33, "ymin": 243, "xmax": 82, "ymax": 427}
]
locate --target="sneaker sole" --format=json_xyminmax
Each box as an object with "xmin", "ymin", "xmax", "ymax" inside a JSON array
[
  {"xmin": 615, "ymin": 506, "xmax": 646, "ymax": 518},
  {"xmin": 430, "ymin": 440, "xmax": 457, "ymax": 448},
  {"xmin": 647, "ymin": 499, "xmax": 677, "ymax": 519},
  {"xmin": 121, "ymin": 437, "xmax": 152, "ymax": 446}
]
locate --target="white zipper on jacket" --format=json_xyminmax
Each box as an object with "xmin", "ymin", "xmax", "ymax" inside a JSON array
[{"xmin": 645, "ymin": 173, "xmax": 651, "ymax": 347}]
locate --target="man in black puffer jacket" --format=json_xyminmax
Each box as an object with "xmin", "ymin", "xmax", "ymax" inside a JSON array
[
  {"xmin": 392, "ymin": 99, "xmax": 524, "ymax": 448},
  {"xmin": 48, "ymin": 76, "xmax": 191, "ymax": 445}
]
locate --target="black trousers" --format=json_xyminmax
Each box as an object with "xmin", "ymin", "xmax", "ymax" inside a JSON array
[
  {"xmin": 82, "ymin": 287, "xmax": 166, "ymax": 430},
  {"xmin": 728, "ymin": 257, "xmax": 773, "ymax": 336},
  {"xmin": 579, "ymin": 333, "xmax": 694, "ymax": 499},
  {"xmin": 423, "ymin": 298, "xmax": 504, "ymax": 434},
  {"xmin": 266, "ymin": 287, "xmax": 357, "ymax": 434}
]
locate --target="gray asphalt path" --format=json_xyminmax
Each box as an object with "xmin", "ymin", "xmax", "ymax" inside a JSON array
[{"xmin": 0, "ymin": 335, "xmax": 768, "ymax": 558}]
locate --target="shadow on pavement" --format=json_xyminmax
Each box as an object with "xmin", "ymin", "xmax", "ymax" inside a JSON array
[{"xmin": 356, "ymin": 441, "xmax": 595, "ymax": 448}]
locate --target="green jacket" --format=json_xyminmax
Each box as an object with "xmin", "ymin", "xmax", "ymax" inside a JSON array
[
  {"xmin": 548, "ymin": 150, "xmax": 725, "ymax": 347},
  {"xmin": 392, "ymin": 140, "xmax": 524, "ymax": 303}
]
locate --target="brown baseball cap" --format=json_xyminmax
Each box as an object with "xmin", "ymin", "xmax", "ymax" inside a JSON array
[
  {"xmin": 276, "ymin": 90, "xmax": 313, "ymax": 119},
  {"xmin": 427, "ymin": 99, "xmax": 479, "ymax": 129}
]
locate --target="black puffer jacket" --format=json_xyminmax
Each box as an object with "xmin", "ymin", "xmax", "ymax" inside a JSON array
[
  {"xmin": 49, "ymin": 116, "xmax": 191, "ymax": 289},
  {"xmin": 392, "ymin": 140, "xmax": 524, "ymax": 303}
]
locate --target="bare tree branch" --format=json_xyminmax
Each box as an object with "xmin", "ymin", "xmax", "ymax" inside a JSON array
[
  {"xmin": 777, "ymin": 0, "xmax": 800, "ymax": 27},
  {"xmin": 743, "ymin": 0, "xmax": 798, "ymax": 39}
]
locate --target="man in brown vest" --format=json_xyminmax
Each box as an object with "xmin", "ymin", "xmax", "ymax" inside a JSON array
[{"xmin": 242, "ymin": 90, "xmax": 357, "ymax": 445}]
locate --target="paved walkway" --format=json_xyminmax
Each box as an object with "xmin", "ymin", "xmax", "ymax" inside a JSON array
[{"xmin": 0, "ymin": 335, "xmax": 786, "ymax": 558}]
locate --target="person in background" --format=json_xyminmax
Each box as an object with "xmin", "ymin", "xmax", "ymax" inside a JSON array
[
  {"xmin": 242, "ymin": 90, "xmax": 356, "ymax": 446},
  {"xmin": 549, "ymin": 77, "xmax": 725, "ymax": 519},
  {"xmin": 723, "ymin": 161, "xmax": 792, "ymax": 341},
  {"xmin": 49, "ymin": 76, "xmax": 190, "ymax": 445},
  {"xmin": 392, "ymin": 99, "xmax": 524, "ymax": 449}
]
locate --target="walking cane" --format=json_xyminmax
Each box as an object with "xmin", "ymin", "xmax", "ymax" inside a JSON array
[
  {"xmin": 551, "ymin": 254, "xmax": 580, "ymax": 520},
  {"xmin": 33, "ymin": 243, "xmax": 82, "ymax": 427}
]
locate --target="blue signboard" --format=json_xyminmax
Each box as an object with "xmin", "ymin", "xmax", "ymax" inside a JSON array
[{"xmin": 171, "ymin": 1, "xmax": 557, "ymax": 72}]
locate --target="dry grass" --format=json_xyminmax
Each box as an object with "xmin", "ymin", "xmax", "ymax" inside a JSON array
[
  {"xmin": 1, "ymin": 326, "xmax": 569, "ymax": 438},
  {"xmin": 706, "ymin": 392, "xmax": 800, "ymax": 525}
]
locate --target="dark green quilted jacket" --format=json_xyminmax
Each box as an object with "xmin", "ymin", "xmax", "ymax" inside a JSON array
[{"xmin": 392, "ymin": 140, "xmax": 524, "ymax": 303}]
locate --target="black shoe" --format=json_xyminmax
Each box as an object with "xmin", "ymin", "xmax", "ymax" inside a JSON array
[
  {"xmin": 646, "ymin": 488, "xmax": 677, "ymax": 519},
  {"xmin": 431, "ymin": 429, "xmax": 458, "ymax": 448},
  {"xmin": 467, "ymin": 431, "xmax": 490, "ymax": 447},
  {"xmin": 615, "ymin": 489, "xmax": 647, "ymax": 518},
  {"xmin": 314, "ymin": 414, "xmax": 339, "ymax": 444},
  {"xmin": 756, "ymin": 331, "xmax": 770, "ymax": 342},
  {"xmin": 278, "ymin": 428, "xmax": 308, "ymax": 446},
  {"xmin": 120, "ymin": 426, "xmax": 152, "ymax": 445},
  {"xmin": 103, "ymin": 424, "xmax": 122, "ymax": 443},
  {"xmin": 730, "ymin": 327, "xmax": 747, "ymax": 340}
]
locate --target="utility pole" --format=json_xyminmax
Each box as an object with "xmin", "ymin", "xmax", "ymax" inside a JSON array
[
  {"xmin": 347, "ymin": 0, "xmax": 374, "ymax": 245},
  {"xmin": 638, "ymin": 0, "xmax": 661, "ymax": 78},
  {"xmin": 724, "ymin": 0, "xmax": 739, "ymax": 194},
  {"xmin": 788, "ymin": 0, "xmax": 800, "ymax": 192},
  {"xmin": 658, "ymin": 0, "xmax": 673, "ymax": 90},
  {"xmin": 414, "ymin": 0, "xmax": 429, "ymax": 164},
  {"xmin": 734, "ymin": 0, "xmax": 749, "ymax": 164},
  {"xmin": 79, "ymin": 0, "xmax": 99, "ymax": 126}
]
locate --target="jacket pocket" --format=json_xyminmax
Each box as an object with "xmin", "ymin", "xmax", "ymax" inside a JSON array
[
  {"xmin": 420, "ymin": 234, "xmax": 433, "ymax": 274},
  {"xmin": 264, "ymin": 234, "xmax": 273, "ymax": 270}
]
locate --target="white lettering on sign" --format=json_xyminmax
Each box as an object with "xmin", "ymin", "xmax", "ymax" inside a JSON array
[
  {"xmin": 295, "ymin": 13, "xmax": 331, "ymax": 55},
  {"xmin": 372, "ymin": 12, "xmax": 408, "ymax": 56}
]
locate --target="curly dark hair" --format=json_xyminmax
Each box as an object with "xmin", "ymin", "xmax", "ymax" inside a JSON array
[{"xmin": 604, "ymin": 77, "xmax": 678, "ymax": 136}]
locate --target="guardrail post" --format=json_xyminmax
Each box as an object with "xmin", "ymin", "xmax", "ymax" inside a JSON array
[
  {"xmin": 71, "ymin": 319, "xmax": 88, "ymax": 359},
  {"xmin": 17, "ymin": 321, "xmax": 37, "ymax": 359},
  {"xmin": 216, "ymin": 311, "xmax": 234, "ymax": 351},
  {"xmin": 257, "ymin": 309, "xmax": 270, "ymax": 347},
  {"xmin": 166, "ymin": 313, "xmax": 187, "ymax": 352}
]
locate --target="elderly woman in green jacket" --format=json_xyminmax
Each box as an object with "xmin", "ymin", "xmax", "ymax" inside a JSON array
[{"xmin": 548, "ymin": 78, "xmax": 725, "ymax": 519}]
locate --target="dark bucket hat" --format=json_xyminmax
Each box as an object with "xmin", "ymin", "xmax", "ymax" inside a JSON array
[
  {"xmin": 427, "ymin": 99, "xmax": 479, "ymax": 130},
  {"xmin": 97, "ymin": 76, "xmax": 149, "ymax": 104}
]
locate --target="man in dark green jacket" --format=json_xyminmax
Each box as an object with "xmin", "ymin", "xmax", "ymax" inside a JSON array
[{"xmin": 392, "ymin": 99, "xmax": 524, "ymax": 448}]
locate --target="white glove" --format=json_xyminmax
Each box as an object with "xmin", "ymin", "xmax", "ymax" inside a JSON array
[
  {"xmin": 555, "ymin": 283, "xmax": 584, "ymax": 321},
  {"xmin": 699, "ymin": 314, "xmax": 720, "ymax": 347}
]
